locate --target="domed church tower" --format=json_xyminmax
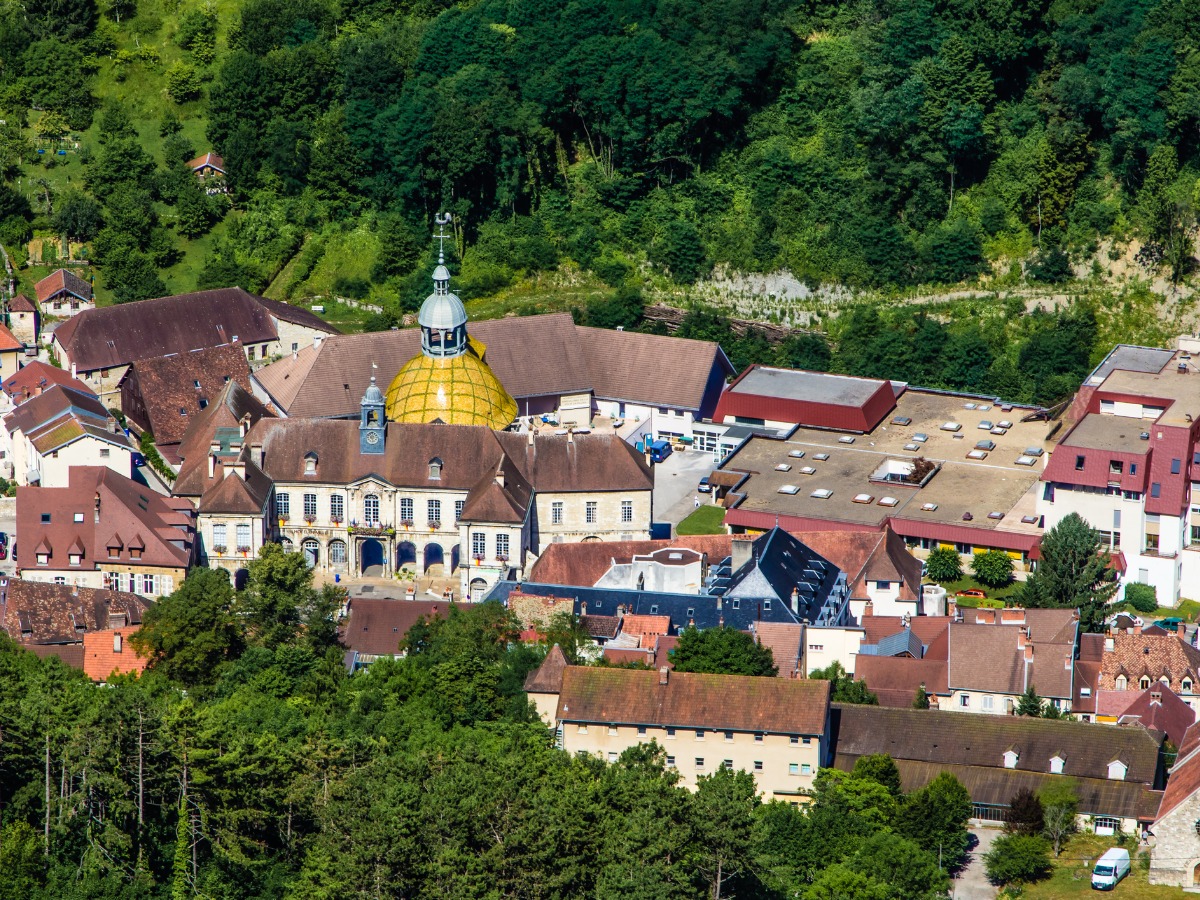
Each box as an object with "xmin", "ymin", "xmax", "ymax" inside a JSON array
[{"xmin": 384, "ymin": 214, "xmax": 517, "ymax": 428}]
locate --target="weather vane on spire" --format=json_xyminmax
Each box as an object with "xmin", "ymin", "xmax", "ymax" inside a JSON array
[{"xmin": 434, "ymin": 212, "xmax": 453, "ymax": 264}]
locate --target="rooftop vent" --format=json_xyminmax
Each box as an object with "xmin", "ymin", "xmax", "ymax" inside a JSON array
[
  {"xmin": 852, "ymin": 493, "xmax": 874, "ymax": 504},
  {"xmin": 788, "ymin": 449, "xmax": 806, "ymax": 458},
  {"xmin": 892, "ymin": 416, "xmax": 912, "ymax": 426},
  {"xmin": 978, "ymin": 404, "xmax": 992, "ymax": 412},
  {"xmin": 814, "ymin": 453, "xmax": 830, "ymax": 461},
  {"xmin": 1140, "ymin": 432, "xmax": 1150, "ymax": 440},
  {"xmin": 940, "ymin": 422, "xmax": 962, "ymax": 432},
  {"xmin": 778, "ymin": 484, "xmax": 800, "ymax": 495},
  {"xmin": 878, "ymin": 496, "xmax": 898, "ymax": 507},
  {"xmin": 998, "ymin": 420, "xmax": 1014, "ymax": 429},
  {"xmin": 903, "ymin": 443, "xmax": 920, "ymax": 451},
  {"xmin": 811, "ymin": 489, "xmax": 833, "ymax": 499},
  {"xmin": 775, "ymin": 463, "xmax": 791, "ymax": 472},
  {"xmin": 967, "ymin": 449, "xmax": 988, "ymax": 460},
  {"xmin": 913, "ymin": 433, "xmax": 929, "ymax": 443},
  {"xmin": 921, "ymin": 502, "xmax": 938, "ymax": 512},
  {"xmin": 798, "ymin": 466, "xmax": 816, "ymax": 475},
  {"xmin": 987, "ymin": 511, "xmax": 1005, "ymax": 520},
  {"xmin": 965, "ymin": 403, "xmax": 977, "ymax": 410},
  {"xmin": 1021, "ymin": 515, "xmax": 1041, "ymax": 525},
  {"xmin": 838, "ymin": 435, "xmax": 856, "ymax": 444},
  {"xmin": 978, "ymin": 420, "xmax": 994, "ymax": 430},
  {"xmin": 1015, "ymin": 455, "xmax": 1038, "ymax": 467}
]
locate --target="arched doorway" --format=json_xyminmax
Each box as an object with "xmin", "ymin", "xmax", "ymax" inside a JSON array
[
  {"xmin": 582, "ymin": 535, "xmax": 601, "ymax": 542},
  {"xmin": 233, "ymin": 568, "xmax": 250, "ymax": 590},
  {"xmin": 1192, "ymin": 861, "xmax": 1200, "ymax": 888},
  {"xmin": 396, "ymin": 541, "xmax": 417, "ymax": 569},
  {"xmin": 329, "ymin": 539, "xmax": 347, "ymax": 569},
  {"xmin": 450, "ymin": 544, "xmax": 460, "ymax": 573},
  {"xmin": 280, "ymin": 537, "xmax": 294, "ymax": 552},
  {"xmin": 360, "ymin": 538, "xmax": 385, "ymax": 576},
  {"xmin": 424, "ymin": 542, "xmax": 444, "ymax": 575},
  {"xmin": 470, "ymin": 577, "xmax": 488, "ymax": 601},
  {"xmin": 301, "ymin": 539, "xmax": 320, "ymax": 568}
]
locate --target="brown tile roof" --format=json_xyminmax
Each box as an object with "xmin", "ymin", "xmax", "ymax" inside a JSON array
[
  {"xmin": 557, "ymin": 666, "xmax": 831, "ymax": 734},
  {"xmin": 862, "ymin": 615, "xmax": 951, "ymax": 651},
  {"xmin": 654, "ymin": 634, "xmax": 678, "ymax": 669},
  {"xmin": 199, "ymin": 465, "xmax": 271, "ymax": 515},
  {"xmin": 10, "ymin": 293, "xmax": 38, "ymax": 313},
  {"xmin": 82, "ymin": 627, "xmax": 148, "ymax": 681},
  {"xmin": 947, "ymin": 608, "xmax": 1079, "ymax": 699},
  {"xmin": 754, "ymin": 621, "xmax": 804, "ymax": 677},
  {"xmin": 2, "ymin": 362, "xmax": 92, "ymax": 406},
  {"xmin": 581, "ymin": 614, "xmax": 620, "ymax": 639},
  {"xmin": 621, "ymin": 614, "xmax": 671, "ymax": 639},
  {"xmin": 847, "ymin": 758, "xmax": 1160, "ymax": 823},
  {"xmin": 508, "ymin": 590, "xmax": 575, "ymax": 630},
  {"xmin": 1074, "ymin": 659, "xmax": 1102, "ymax": 713},
  {"xmin": 1098, "ymin": 632, "xmax": 1200, "ymax": 693},
  {"xmin": 52, "ymin": 287, "xmax": 337, "ymax": 372},
  {"xmin": 254, "ymin": 314, "xmax": 731, "ymax": 418},
  {"xmin": 338, "ymin": 598, "xmax": 462, "ymax": 656},
  {"xmin": 27, "ymin": 642, "xmax": 84, "ymax": 669},
  {"xmin": 0, "ymin": 578, "xmax": 148, "ymax": 645},
  {"xmin": 1114, "ymin": 686, "xmax": 1196, "ymax": 747},
  {"xmin": 529, "ymin": 534, "xmax": 734, "ymax": 586},
  {"xmin": 172, "ymin": 381, "xmax": 275, "ymax": 499},
  {"xmin": 458, "ymin": 457, "xmax": 531, "ymax": 525},
  {"xmin": 16, "ymin": 467, "xmax": 194, "ymax": 572},
  {"xmin": 123, "ymin": 345, "xmax": 254, "ymax": 446},
  {"xmin": 524, "ymin": 644, "xmax": 570, "ymax": 692},
  {"xmin": 35, "ymin": 269, "xmax": 92, "ymax": 304},
  {"xmin": 1159, "ymin": 721, "xmax": 1200, "ymax": 820},
  {"xmin": 4, "ymin": 385, "xmax": 133, "ymax": 457},
  {"xmin": 576, "ymin": 325, "xmax": 735, "ymax": 411},
  {"xmin": 855, "ymin": 656, "xmax": 950, "ymax": 706},
  {"xmin": 603, "ymin": 648, "xmax": 654, "ymax": 666},
  {"xmin": 831, "ymin": 704, "xmax": 1162, "ymax": 784},
  {"xmin": 247, "ymin": 419, "xmax": 652, "ymax": 495}
]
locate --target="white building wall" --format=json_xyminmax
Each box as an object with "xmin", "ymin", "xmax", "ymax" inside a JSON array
[{"xmin": 803, "ymin": 626, "xmax": 864, "ymax": 676}]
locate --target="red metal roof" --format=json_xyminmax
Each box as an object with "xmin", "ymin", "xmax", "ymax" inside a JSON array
[{"xmin": 714, "ymin": 365, "xmax": 898, "ymax": 432}]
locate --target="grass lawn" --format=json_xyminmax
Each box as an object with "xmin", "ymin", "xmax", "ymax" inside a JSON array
[
  {"xmin": 676, "ymin": 505, "xmax": 726, "ymax": 535},
  {"xmin": 1145, "ymin": 599, "xmax": 1200, "ymax": 622},
  {"xmin": 1020, "ymin": 833, "xmax": 1174, "ymax": 899},
  {"xmin": 933, "ymin": 575, "xmax": 1023, "ymax": 604}
]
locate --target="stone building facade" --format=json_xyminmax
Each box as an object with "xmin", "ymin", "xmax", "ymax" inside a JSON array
[{"xmin": 1151, "ymin": 721, "xmax": 1200, "ymax": 887}]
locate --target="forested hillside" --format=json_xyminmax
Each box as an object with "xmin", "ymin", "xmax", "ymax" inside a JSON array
[
  {"xmin": 0, "ymin": 557, "xmax": 973, "ymax": 900},
  {"xmin": 0, "ymin": 0, "xmax": 1197, "ymax": 324}
]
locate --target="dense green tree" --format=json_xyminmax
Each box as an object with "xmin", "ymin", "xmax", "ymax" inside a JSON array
[
  {"xmin": 984, "ymin": 833, "xmax": 1052, "ymax": 885},
  {"xmin": 1020, "ymin": 513, "xmax": 1118, "ymax": 631},
  {"xmin": 809, "ymin": 661, "xmax": 879, "ymax": 705},
  {"xmin": 1039, "ymin": 779, "xmax": 1079, "ymax": 856},
  {"xmin": 971, "ymin": 550, "xmax": 1014, "ymax": 588},
  {"xmin": 913, "ymin": 684, "xmax": 931, "ymax": 709},
  {"xmin": 851, "ymin": 754, "xmax": 902, "ymax": 798},
  {"xmin": 896, "ymin": 772, "xmax": 973, "ymax": 869},
  {"xmin": 103, "ymin": 247, "xmax": 166, "ymax": 303},
  {"xmin": 132, "ymin": 568, "xmax": 243, "ymax": 687},
  {"xmin": 671, "ymin": 625, "xmax": 778, "ymax": 677},
  {"xmin": 925, "ymin": 547, "xmax": 963, "ymax": 583},
  {"xmin": 1124, "ymin": 581, "xmax": 1158, "ymax": 614},
  {"xmin": 50, "ymin": 190, "xmax": 102, "ymax": 242}
]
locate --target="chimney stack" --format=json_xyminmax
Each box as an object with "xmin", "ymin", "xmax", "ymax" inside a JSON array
[
  {"xmin": 791, "ymin": 587, "xmax": 800, "ymax": 615},
  {"xmin": 1179, "ymin": 622, "xmax": 1188, "ymax": 640},
  {"xmin": 1024, "ymin": 643, "xmax": 1034, "ymax": 663},
  {"xmin": 947, "ymin": 598, "xmax": 957, "ymax": 619},
  {"xmin": 1105, "ymin": 633, "xmax": 1115, "ymax": 652},
  {"xmin": 1064, "ymin": 653, "xmax": 1072, "ymax": 672},
  {"xmin": 731, "ymin": 535, "xmax": 754, "ymax": 571},
  {"xmin": 1134, "ymin": 622, "xmax": 1142, "ymax": 636},
  {"xmin": 250, "ymin": 443, "xmax": 263, "ymax": 468},
  {"xmin": 567, "ymin": 427, "xmax": 574, "ymax": 444},
  {"xmin": 581, "ymin": 601, "xmax": 588, "ymax": 617},
  {"xmin": 659, "ymin": 666, "xmax": 669, "ymax": 685},
  {"xmin": 1017, "ymin": 628, "xmax": 1026, "ymax": 650}
]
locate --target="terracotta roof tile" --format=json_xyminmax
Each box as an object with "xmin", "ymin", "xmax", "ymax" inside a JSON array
[
  {"xmin": 9, "ymin": 293, "xmax": 37, "ymax": 313},
  {"xmin": 854, "ymin": 656, "xmax": 950, "ymax": 706},
  {"xmin": 1099, "ymin": 632, "xmax": 1200, "ymax": 693},
  {"xmin": 35, "ymin": 269, "xmax": 92, "ymax": 305},
  {"xmin": 621, "ymin": 614, "xmax": 671, "ymax": 638},
  {"xmin": 557, "ymin": 666, "xmax": 830, "ymax": 734},
  {"xmin": 2, "ymin": 362, "xmax": 91, "ymax": 406},
  {"xmin": 754, "ymin": 621, "xmax": 804, "ymax": 677},
  {"xmin": 524, "ymin": 644, "xmax": 569, "ymax": 692},
  {"xmin": 82, "ymin": 627, "xmax": 147, "ymax": 681},
  {"xmin": 0, "ymin": 578, "xmax": 148, "ymax": 645},
  {"xmin": 123, "ymin": 345, "xmax": 253, "ymax": 446},
  {"xmin": 0, "ymin": 322, "xmax": 23, "ymax": 351},
  {"xmin": 172, "ymin": 381, "xmax": 275, "ymax": 499},
  {"xmin": 187, "ymin": 152, "xmax": 225, "ymax": 172}
]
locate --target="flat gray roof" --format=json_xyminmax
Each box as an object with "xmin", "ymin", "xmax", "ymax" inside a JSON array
[
  {"xmin": 1059, "ymin": 414, "xmax": 1150, "ymax": 454},
  {"xmin": 1086, "ymin": 345, "xmax": 1174, "ymax": 386},
  {"xmin": 731, "ymin": 366, "xmax": 887, "ymax": 406}
]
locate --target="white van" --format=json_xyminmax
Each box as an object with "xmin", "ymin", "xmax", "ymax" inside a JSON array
[{"xmin": 1091, "ymin": 847, "xmax": 1131, "ymax": 890}]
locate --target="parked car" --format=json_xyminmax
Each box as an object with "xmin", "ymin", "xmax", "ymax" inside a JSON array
[
  {"xmin": 0, "ymin": 544, "xmax": 8, "ymax": 560},
  {"xmin": 1091, "ymin": 847, "xmax": 1130, "ymax": 890},
  {"xmin": 697, "ymin": 475, "xmax": 711, "ymax": 493},
  {"xmin": 646, "ymin": 440, "xmax": 673, "ymax": 464},
  {"xmin": 955, "ymin": 589, "xmax": 987, "ymax": 600},
  {"xmin": 0, "ymin": 531, "xmax": 9, "ymax": 546}
]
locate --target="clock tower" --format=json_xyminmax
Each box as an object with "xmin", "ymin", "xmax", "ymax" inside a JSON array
[{"xmin": 360, "ymin": 375, "xmax": 386, "ymax": 454}]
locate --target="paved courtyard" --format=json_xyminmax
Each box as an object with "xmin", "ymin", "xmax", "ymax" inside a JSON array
[
  {"xmin": 953, "ymin": 828, "xmax": 999, "ymax": 900},
  {"xmin": 652, "ymin": 448, "xmax": 721, "ymax": 528}
]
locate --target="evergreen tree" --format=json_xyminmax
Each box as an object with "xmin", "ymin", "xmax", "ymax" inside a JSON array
[
  {"xmin": 1016, "ymin": 684, "xmax": 1043, "ymax": 716},
  {"xmin": 1020, "ymin": 513, "xmax": 1117, "ymax": 631},
  {"xmin": 913, "ymin": 684, "xmax": 931, "ymax": 709},
  {"xmin": 671, "ymin": 625, "xmax": 778, "ymax": 677}
]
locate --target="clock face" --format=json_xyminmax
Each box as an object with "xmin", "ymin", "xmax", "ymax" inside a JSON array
[{"xmin": 365, "ymin": 430, "xmax": 380, "ymax": 445}]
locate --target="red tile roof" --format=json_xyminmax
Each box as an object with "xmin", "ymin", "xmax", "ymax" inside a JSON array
[
  {"xmin": 1113, "ymin": 686, "xmax": 1196, "ymax": 746},
  {"xmin": 35, "ymin": 269, "xmax": 92, "ymax": 305},
  {"xmin": 1157, "ymin": 720, "xmax": 1200, "ymax": 821},
  {"xmin": 16, "ymin": 467, "xmax": 194, "ymax": 573},
  {"xmin": 0, "ymin": 322, "xmax": 23, "ymax": 352},
  {"xmin": 947, "ymin": 608, "xmax": 1080, "ymax": 699},
  {"xmin": 556, "ymin": 666, "xmax": 831, "ymax": 735},
  {"xmin": 2, "ymin": 361, "xmax": 92, "ymax": 406},
  {"xmin": 82, "ymin": 627, "xmax": 147, "ymax": 681},
  {"xmin": 602, "ymin": 648, "xmax": 654, "ymax": 666},
  {"xmin": 9, "ymin": 293, "xmax": 37, "ymax": 313},
  {"xmin": 855, "ymin": 656, "xmax": 950, "ymax": 707},
  {"xmin": 754, "ymin": 621, "xmax": 804, "ymax": 677},
  {"xmin": 338, "ymin": 598, "xmax": 461, "ymax": 656},
  {"xmin": 621, "ymin": 614, "xmax": 671, "ymax": 639},
  {"xmin": 187, "ymin": 152, "xmax": 225, "ymax": 173}
]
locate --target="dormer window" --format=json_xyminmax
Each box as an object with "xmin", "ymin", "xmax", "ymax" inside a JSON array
[
  {"xmin": 429, "ymin": 458, "xmax": 443, "ymax": 480},
  {"xmin": 1116, "ymin": 675, "xmax": 1127, "ymax": 691},
  {"xmin": 1003, "ymin": 750, "xmax": 1019, "ymax": 769},
  {"xmin": 1184, "ymin": 678, "xmax": 1193, "ymax": 692},
  {"xmin": 36, "ymin": 553, "xmax": 48, "ymax": 566},
  {"xmin": 304, "ymin": 452, "xmax": 318, "ymax": 476},
  {"xmin": 1140, "ymin": 676, "xmax": 1151, "ymax": 690},
  {"xmin": 69, "ymin": 554, "xmax": 81, "ymax": 566},
  {"xmin": 1050, "ymin": 755, "xmax": 1065, "ymax": 774},
  {"xmin": 1107, "ymin": 759, "xmax": 1127, "ymax": 781}
]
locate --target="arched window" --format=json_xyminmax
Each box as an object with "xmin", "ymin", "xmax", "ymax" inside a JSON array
[
  {"xmin": 1184, "ymin": 678, "xmax": 1193, "ymax": 692},
  {"xmin": 1115, "ymin": 675, "xmax": 1127, "ymax": 691},
  {"xmin": 1140, "ymin": 676, "xmax": 1152, "ymax": 690},
  {"xmin": 364, "ymin": 494, "xmax": 380, "ymax": 525},
  {"xmin": 301, "ymin": 539, "xmax": 320, "ymax": 568},
  {"xmin": 329, "ymin": 540, "xmax": 347, "ymax": 566}
]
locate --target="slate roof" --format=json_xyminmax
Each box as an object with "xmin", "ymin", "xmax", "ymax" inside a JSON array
[
  {"xmin": 123, "ymin": 344, "xmax": 254, "ymax": 446},
  {"xmin": 2, "ymin": 362, "xmax": 92, "ymax": 407},
  {"xmin": 858, "ymin": 628, "xmax": 924, "ymax": 659},
  {"xmin": 0, "ymin": 578, "xmax": 148, "ymax": 645},
  {"xmin": 1098, "ymin": 631, "xmax": 1200, "ymax": 693},
  {"xmin": 338, "ymin": 598, "xmax": 462, "ymax": 656},
  {"xmin": 16, "ymin": 467, "xmax": 195, "ymax": 572},
  {"xmin": 253, "ymin": 313, "xmax": 731, "ymax": 418},
  {"xmin": 35, "ymin": 269, "xmax": 92, "ymax": 304},
  {"xmin": 524, "ymin": 644, "xmax": 569, "ymax": 692},
  {"xmin": 556, "ymin": 666, "xmax": 831, "ymax": 735},
  {"xmin": 82, "ymin": 627, "xmax": 148, "ymax": 681},
  {"xmin": 52, "ymin": 287, "xmax": 336, "ymax": 372},
  {"xmin": 485, "ymin": 580, "xmax": 804, "ymax": 632},
  {"xmin": 725, "ymin": 527, "xmax": 843, "ymax": 622},
  {"xmin": 830, "ymin": 704, "xmax": 1163, "ymax": 785}
]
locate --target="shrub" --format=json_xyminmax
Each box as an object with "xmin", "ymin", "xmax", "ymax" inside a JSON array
[
  {"xmin": 925, "ymin": 547, "xmax": 962, "ymax": 583},
  {"xmin": 1124, "ymin": 582, "xmax": 1157, "ymax": 614},
  {"xmin": 971, "ymin": 550, "xmax": 1015, "ymax": 588},
  {"xmin": 984, "ymin": 834, "xmax": 1052, "ymax": 885},
  {"xmin": 166, "ymin": 61, "xmax": 203, "ymax": 103}
]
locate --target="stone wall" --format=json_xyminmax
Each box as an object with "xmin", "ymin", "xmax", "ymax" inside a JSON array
[{"xmin": 1151, "ymin": 789, "xmax": 1200, "ymax": 887}]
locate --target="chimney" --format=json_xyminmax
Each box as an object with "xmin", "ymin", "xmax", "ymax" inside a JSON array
[
  {"xmin": 1134, "ymin": 622, "xmax": 1142, "ymax": 636},
  {"xmin": 527, "ymin": 428, "xmax": 534, "ymax": 447},
  {"xmin": 1064, "ymin": 653, "xmax": 1072, "ymax": 671},
  {"xmin": 947, "ymin": 598, "xmax": 957, "ymax": 619},
  {"xmin": 250, "ymin": 443, "xmax": 263, "ymax": 468},
  {"xmin": 494, "ymin": 462, "xmax": 505, "ymax": 489},
  {"xmin": 1105, "ymin": 633, "xmax": 1115, "ymax": 652},
  {"xmin": 313, "ymin": 335, "xmax": 323, "ymax": 350},
  {"xmin": 863, "ymin": 600, "xmax": 874, "ymax": 617},
  {"xmin": 731, "ymin": 535, "xmax": 754, "ymax": 571},
  {"xmin": 659, "ymin": 666, "xmax": 669, "ymax": 685},
  {"xmin": 94, "ymin": 491, "xmax": 101, "ymax": 524},
  {"xmin": 1017, "ymin": 628, "xmax": 1026, "ymax": 650},
  {"xmin": 567, "ymin": 427, "xmax": 574, "ymax": 444},
  {"xmin": 1024, "ymin": 643, "xmax": 1034, "ymax": 663},
  {"xmin": 240, "ymin": 413, "xmax": 251, "ymax": 437},
  {"xmin": 791, "ymin": 588, "xmax": 800, "ymax": 615},
  {"xmin": 113, "ymin": 632, "xmax": 122, "ymax": 653},
  {"xmin": 1179, "ymin": 622, "xmax": 1188, "ymax": 640},
  {"xmin": 581, "ymin": 601, "xmax": 588, "ymax": 617}
]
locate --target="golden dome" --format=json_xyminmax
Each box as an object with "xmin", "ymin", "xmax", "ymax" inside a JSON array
[{"xmin": 385, "ymin": 335, "xmax": 517, "ymax": 428}]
